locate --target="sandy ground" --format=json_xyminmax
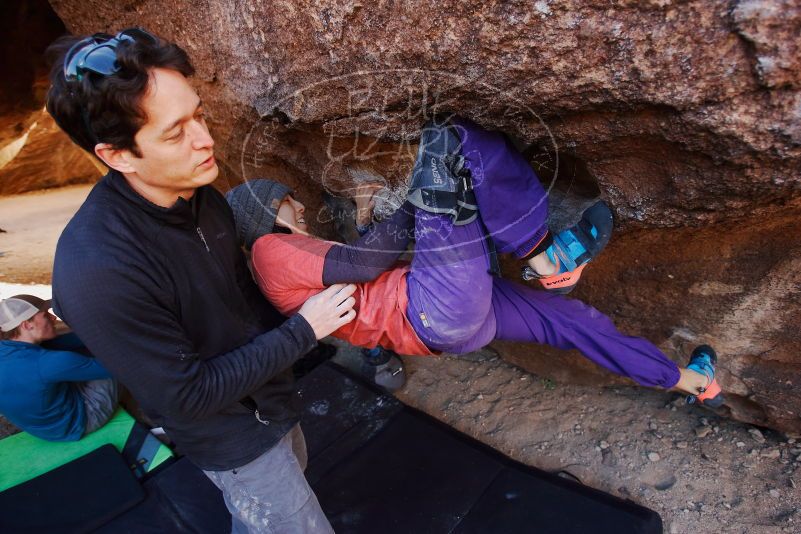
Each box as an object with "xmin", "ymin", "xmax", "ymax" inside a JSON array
[
  {"xmin": 0, "ymin": 184, "xmax": 92, "ymax": 284},
  {"xmin": 1, "ymin": 184, "xmax": 799, "ymax": 532}
]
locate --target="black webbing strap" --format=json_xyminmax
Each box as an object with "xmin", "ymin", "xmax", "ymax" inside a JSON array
[
  {"xmin": 121, "ymin": 422, "xmax": 150, "ymax": 479},
  {"xmin": 485, "ymin": 232, "xmax": 501, "ymax": 277}
]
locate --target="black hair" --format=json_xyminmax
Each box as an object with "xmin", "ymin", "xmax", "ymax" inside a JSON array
[{"xmin": 45, "ymin": 30, "xmax": 194, "ymax": 157}]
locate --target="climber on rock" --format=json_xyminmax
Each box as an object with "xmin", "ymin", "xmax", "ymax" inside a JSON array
[{"xmin": 226, "ymin": 115, "xmax": 724, "ymax": 408}]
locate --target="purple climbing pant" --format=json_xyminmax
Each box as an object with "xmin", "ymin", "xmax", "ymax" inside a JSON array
[{"xmin": 405, "ymin": 118, "xmax": 681, "ymax": 389}]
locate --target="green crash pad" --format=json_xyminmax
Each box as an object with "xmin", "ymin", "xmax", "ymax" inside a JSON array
[{"xmin": 0, "ymin": 408, "xmax": 172, "ymax": 491}]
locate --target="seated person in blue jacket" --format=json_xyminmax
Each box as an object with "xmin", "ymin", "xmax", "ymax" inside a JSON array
[{"xmin": 0, "ymin": 295, "xmax": 117, "ymax": 441}]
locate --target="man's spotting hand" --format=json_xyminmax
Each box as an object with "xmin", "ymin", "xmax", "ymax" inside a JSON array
[{"xmin": 297, "ymin": 283, "xmax": 358, "ymax": 339}]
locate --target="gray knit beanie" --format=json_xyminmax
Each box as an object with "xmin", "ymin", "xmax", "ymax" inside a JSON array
[{"xmin": 225, "ymin": 179, "xmax": 293, "ymax": 250}]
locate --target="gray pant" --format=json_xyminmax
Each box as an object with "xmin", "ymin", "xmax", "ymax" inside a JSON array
[
  {"xmin": 203, "ymin": 424, "xmax": 334, "ymax": 534},
  {"xmin": 76, "ymin": 378, "xmax": 118, "ymax": 435}
]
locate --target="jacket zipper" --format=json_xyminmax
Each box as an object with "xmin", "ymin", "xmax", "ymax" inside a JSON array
[
  {"xmin": 193, "ymin": 196, "xmax": 267, "ymax": 426},
  {"xmin": 196, "ymin": 227, "xmax": 210, "ymax": 252}
]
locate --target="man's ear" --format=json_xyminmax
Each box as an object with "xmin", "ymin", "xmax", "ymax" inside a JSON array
[{"xmin": 95, "ymin": 143, "xmax": 137, "ymax": 174}]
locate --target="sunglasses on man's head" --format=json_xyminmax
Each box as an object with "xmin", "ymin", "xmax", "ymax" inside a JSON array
[{"xmin": 63, "ymin": 28, "xmax": 157, "ymax": 83}]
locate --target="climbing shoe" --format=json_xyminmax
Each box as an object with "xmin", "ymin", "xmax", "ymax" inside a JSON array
[
  {"xmin": 407, "ymin": 116, "xmax": 478, "ymax": 226},
  {"xmin": 685, "ymin": 344, "xmax": 724, "ymax": 408},
  {"xmin": 521, "ymin": 200, "xmax": 614, "ymax": 294}
]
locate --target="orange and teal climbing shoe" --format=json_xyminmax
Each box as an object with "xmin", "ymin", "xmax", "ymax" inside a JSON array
[
  {"xmin": 685, "ymin": 344, "xmax": 725, "ymax": 408},
  {"xmin": 521, "ymin": 200, "xmax": 614, "ymax": 294}
]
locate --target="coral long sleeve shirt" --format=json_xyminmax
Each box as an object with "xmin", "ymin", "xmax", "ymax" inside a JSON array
[{"xmin": 251, "ymin": 233, "xmax": 433, "ymax": 356}]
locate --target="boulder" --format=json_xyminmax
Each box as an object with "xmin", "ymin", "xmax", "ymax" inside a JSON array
[
  {"xmin": 0, "ymin": 108, "xmax": 103, "ymax": 195},
  {"xmin": 39, "ymin": 0, "xmax": 801, "ymax": 433},
  {"xmin": 0, "ymin": 0, "xmax": 101, "ymax": 195}
]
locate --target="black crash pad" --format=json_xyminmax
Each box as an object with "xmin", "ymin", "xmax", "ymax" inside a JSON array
[
  {"xmin": 298, "ymin": 363, "xmax": 663, "ymax": 534},
  {"xmin": 95, "ymin": 456, "xmax": 230, "ymax": 533},
  {"xmin": 0, "ymin": 444, "xmax": 145, "ymax": 534}
]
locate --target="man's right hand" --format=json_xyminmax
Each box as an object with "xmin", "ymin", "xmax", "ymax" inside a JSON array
[{"xmin": 297, "ymin": 283, "xmax": 358, "ymax": 339}]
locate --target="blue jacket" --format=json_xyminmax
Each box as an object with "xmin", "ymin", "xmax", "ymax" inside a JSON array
[
  {"xmin": 52, "ymin": 171, "xmax": 317, "ymax": 470},
  {"xmin": 0, "ymin": 333, "xmax": 110, "ymax": 441}
]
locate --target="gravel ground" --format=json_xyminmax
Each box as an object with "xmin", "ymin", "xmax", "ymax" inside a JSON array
[{"xmin": 0, "ymin": 416, "xmax": 18, "ymax": 439}]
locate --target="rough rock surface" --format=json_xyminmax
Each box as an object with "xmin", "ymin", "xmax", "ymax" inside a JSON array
[
  {"xmin": 0, "ymin": 110, "xmax": 103, "ymax": 195},
  {"xmin": 0, "ymin": 0, "xmax": 100, "ymax": 195},
  {"xmin": 35, "ymin": 0, "xmax": 801, "ymax": 433}
]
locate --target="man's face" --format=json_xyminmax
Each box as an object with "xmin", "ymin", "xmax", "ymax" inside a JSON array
[
  {"xmin": 27, "ymin": 311, "xmax": 57, "ymax": 343},
  {"xmin": 124, "ymin": 68, "xmax": 217, "ymax": 203}
]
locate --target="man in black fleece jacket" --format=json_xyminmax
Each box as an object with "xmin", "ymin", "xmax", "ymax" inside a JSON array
[{"xmin": 46, "ymin": 29, "xmax": 354, "ymax": 533}]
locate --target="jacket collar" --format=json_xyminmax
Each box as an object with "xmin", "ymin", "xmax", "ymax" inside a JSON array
[
  {"xmin": 105, "ymin": 170, "xmax": 204, "ymax": 227},
  {"xmin": 0, "ymin": 339, "xmax": 38, "ymax": 351}
]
